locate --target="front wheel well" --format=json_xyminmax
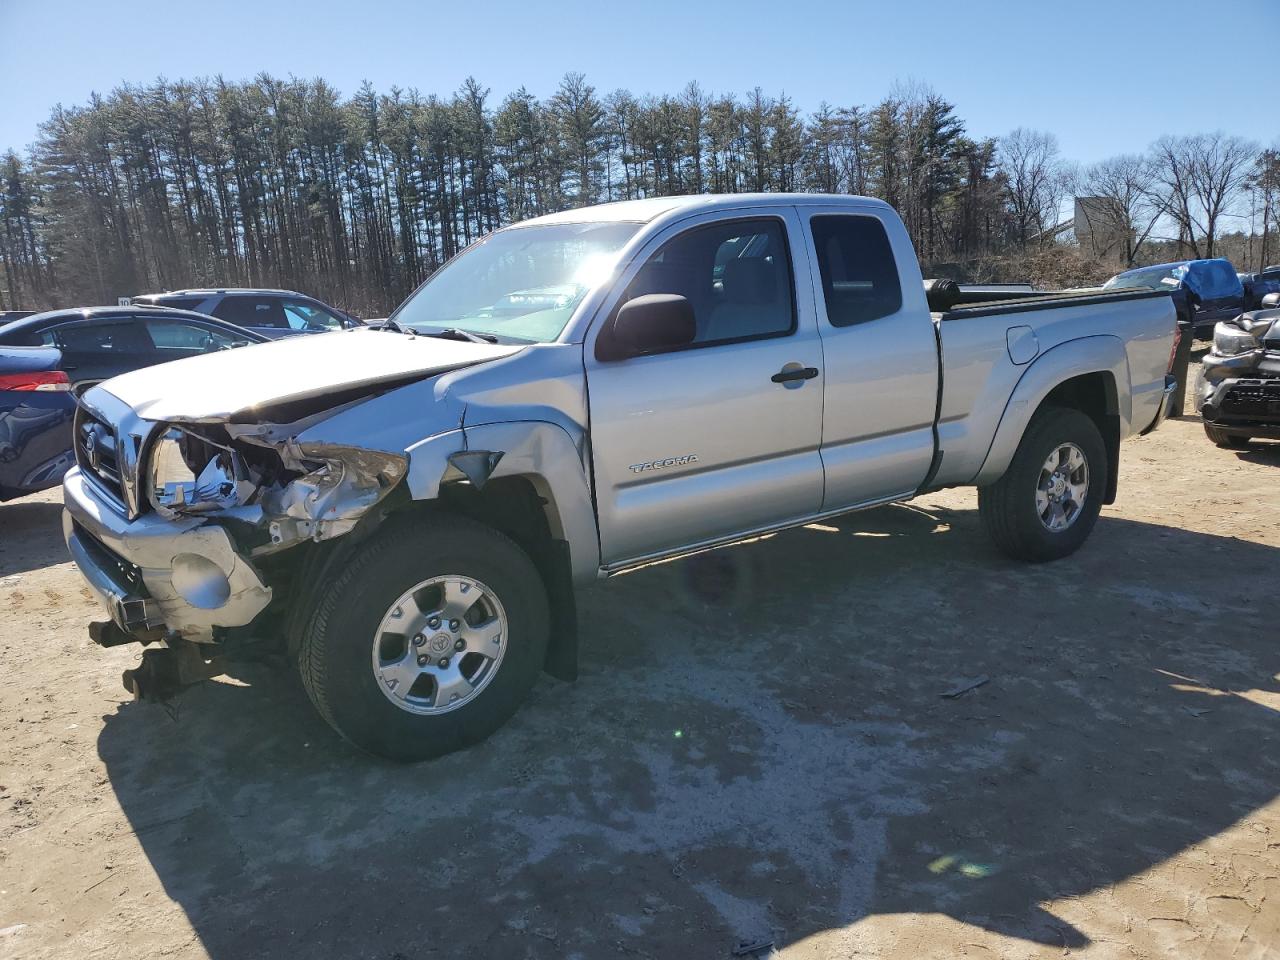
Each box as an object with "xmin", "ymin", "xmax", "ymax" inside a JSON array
[
  {"xmin": 428, "ymin": 477, "xmax": 579, "ymax": 682},
  {"xmin": 281, "ymin": 476, "xmax": 579, "ymax": 681},
  {"xmin": 1039, "ymin": 372, "xmax": 1120, "ymax": 504}
]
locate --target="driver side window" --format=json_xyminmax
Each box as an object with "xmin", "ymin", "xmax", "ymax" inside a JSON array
[{"xmin": 618, "ymin": 218, "xmax": 795, "ymax": 349}]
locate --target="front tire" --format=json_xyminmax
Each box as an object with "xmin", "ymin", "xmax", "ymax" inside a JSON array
[
  {"xmin": 978, "ymin": 407, "xmax": 1107, "ymax": 563},
  {"xmin": 298, "ymin": 514, "xmax": 549, "ymax": 761}
]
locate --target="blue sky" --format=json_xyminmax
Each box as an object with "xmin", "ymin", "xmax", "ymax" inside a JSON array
[{"xmin": 1, "ymin": 0, "xmax": 1274, "ymax": 164}]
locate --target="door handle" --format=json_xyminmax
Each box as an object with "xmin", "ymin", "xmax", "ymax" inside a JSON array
[{"xmin": 771, "ymin": 366, "xmax": 819, "ymax": 384}]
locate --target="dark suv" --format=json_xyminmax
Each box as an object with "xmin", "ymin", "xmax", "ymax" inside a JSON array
[
  {"xmin": 1242, "ymin": 267, "xmax": 1280, "ymax": 309},
  {"xmin": 131, "ymin": 288, "xmax": 362, "ymax": 339},
  {"xmin": 1103, "ymin": 259, "xmax": 1245, "ymax": 339}
]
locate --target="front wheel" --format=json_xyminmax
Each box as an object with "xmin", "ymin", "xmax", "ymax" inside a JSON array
[
  {"xmin": 978, "ymin": 407, "xmax": 1107, "ymax": 563},
  {"xmin": 298, "ymin": 514, "xmax": 549, "ymax": 761}
]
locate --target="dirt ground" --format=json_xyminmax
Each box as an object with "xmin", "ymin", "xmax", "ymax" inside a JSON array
[{"xmin": 1, "ymin": 359, "xmax": 1278, "ymax": 960}]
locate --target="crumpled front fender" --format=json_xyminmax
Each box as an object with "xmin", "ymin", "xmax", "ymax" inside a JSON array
[{"xmin": 403, "ymin": 421, "xmax": 600, "ymax": 583}]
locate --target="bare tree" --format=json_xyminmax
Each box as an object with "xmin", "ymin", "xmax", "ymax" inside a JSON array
[
  {"xmin": 1246, "ymin": 146, "xmax": 1279, "ymax": 270},
  {"xmin": 998, "ymin": 128, "xmax": 1064, "ymax": 247},
  {"xmin": 1151, "ymin": 133, "xmax": 1258, "ymax": 258},
  {"xmin": 1079, "ymin": 153, "xmax": 1164, "ymax": 266}
]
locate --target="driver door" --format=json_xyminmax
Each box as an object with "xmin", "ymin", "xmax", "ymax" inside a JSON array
[{"xmin": 585, "ymin": 208, "xmax": 825, "ymax": 567}]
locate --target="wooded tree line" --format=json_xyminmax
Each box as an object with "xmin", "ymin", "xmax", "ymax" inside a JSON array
[{"xmin": 1, "ymin": 72, "xmax": 1274, "ymax": 314}]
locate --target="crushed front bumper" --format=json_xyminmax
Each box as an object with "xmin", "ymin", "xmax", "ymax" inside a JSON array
[{"xmin": 63, "ymin": 467, "xmax": 272, "ymax": 641}]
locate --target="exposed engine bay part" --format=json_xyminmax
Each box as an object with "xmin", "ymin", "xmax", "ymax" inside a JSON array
[
  {"xmin": 122, "ymin": 638, "xmax": 227, "ymax": 702},
  {"xmin": 258, "ymin": 443, "xmax": 408, "ymax": 549},
  {"xmin": 148, "ymin": 419, "xmax": 409, "ymax": 552},
  {"xmin": 149, "ymin": 427, "xmax": 252, "ymax": 517}
]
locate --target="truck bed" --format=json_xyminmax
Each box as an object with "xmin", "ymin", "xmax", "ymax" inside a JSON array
[{"xmin": 928, "ymin": 285, "xmax": 1177, "ymax": 490}]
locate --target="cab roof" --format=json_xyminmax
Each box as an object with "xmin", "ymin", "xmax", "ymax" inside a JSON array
[{"xmin": 513, "ymin": 193, "xmax": 891, "ymax": 228}]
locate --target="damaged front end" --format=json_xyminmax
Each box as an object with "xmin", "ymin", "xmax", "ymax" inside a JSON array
[
  {"xmin": 62, "ymin": 328, "xmax": 545, "ymax": 703},
  {"xmin": 146, "ymin": 421, "xmax": 407, "ymax": 550},
  {"xmin": 65, "ymin": 402, "xmax": 409, "ymax": 703}
]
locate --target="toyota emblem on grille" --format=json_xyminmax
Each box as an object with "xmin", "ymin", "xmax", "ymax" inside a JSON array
[{"xmin": 83, "ymin": 427, "xmax": 100, "ymax": 471}]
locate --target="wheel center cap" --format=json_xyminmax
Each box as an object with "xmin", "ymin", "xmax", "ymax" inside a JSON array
[
  {"xmin": 429, "ymin": 633, "xmax": 452, "ymax": 654},
  {"xmin": 1050, "ymin": 475, "xmax": 1067, "ymax": 498}
]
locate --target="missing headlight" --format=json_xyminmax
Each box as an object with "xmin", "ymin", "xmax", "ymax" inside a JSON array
[{"xmin": 148, "ymin": 428, "xmax": 255, "ymax": 516}]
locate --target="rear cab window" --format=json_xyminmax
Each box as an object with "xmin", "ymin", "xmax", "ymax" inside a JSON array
[{"xmin": 809, "ymin": 215, "xmax": 903, "ymax": 326}]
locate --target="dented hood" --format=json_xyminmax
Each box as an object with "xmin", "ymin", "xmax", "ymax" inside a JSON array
[{"xmin": 96, "ymin": 328, "xmax": 522, "ymax": 422}]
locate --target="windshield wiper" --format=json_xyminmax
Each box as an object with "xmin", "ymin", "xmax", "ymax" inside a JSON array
[
  {"xmin": 424, "ymin": 327, "xmax": 499, "ymax": 344},
  {"xmin": 369, "ymin": 318, "xmax": 414, "ymax": 335}
]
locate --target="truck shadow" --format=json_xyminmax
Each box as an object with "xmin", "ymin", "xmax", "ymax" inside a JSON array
[
  {"xmin": 1235, "ymin": 441, "xmax": 1280, "ymax": 465},
  {"xmin": 95, "ymin": 503, "xmax": 1280, "ymax": 958},
  {"xmin": 0, "ymin": 497, "xmax": 68, "ymax": 576}
]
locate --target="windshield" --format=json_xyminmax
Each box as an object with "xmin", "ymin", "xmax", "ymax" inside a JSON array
[
  {"xmin": 391, "ymin": 221, "xmax": 641, "ymax": 342},
  {"xmin": 1103, "ymin": 264, "xmax": 1185, "ymax": 291}
]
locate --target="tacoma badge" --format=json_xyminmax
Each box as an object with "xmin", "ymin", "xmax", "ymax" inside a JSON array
[{"xmin": 628, "ymin": 454, "xmax": 698, "ymax": 474}]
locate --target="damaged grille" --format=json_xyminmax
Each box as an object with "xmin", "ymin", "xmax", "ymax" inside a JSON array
[
  {"xmin": 1220, "ymin": 380, "xmax": 1280, "ymax": 419},
  {"xmin": 75, "ymin": 408, "xmax": 126, "ymax": 507}
]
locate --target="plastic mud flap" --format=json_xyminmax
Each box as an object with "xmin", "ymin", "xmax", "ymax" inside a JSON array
[{"xmin": 1140, "ymin": 375, "xmax": 1179, "ymax": 435}]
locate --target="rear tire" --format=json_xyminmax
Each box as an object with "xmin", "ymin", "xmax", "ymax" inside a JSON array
[
  {"xmin": 298, "ymin": 514, "xmax": 549, "ymax": 762},
  {"xmin": 1203, "ymin": 423, "xmax": 1250, "ymax": 448},
  {"xmin": 978, "ymin": 407, "xmax": 1107, "ymax": 563}
]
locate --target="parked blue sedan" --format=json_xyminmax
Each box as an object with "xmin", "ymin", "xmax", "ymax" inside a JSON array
[
  {"xmin": 0, "ymin": 305, "xmax": 267, "ymax": 501},
  {"xmin": 0, "ymin": 344, "xmax": 75, "ymax": 500}
]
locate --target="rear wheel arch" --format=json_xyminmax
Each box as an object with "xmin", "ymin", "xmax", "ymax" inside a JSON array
[
  {"xmin": 979, "ymin": 405, "xmax": 1107, "ymax": 562},
  {"xmin": 975, "ymin": 337, "xmax": 1130, "ymax": 500},
  {"xmin": 1040, "ymin": 372, "xmax": 1121, "ymax": 504}
]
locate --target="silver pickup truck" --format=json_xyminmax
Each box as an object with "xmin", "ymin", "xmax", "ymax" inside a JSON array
[{"xmin": 63, "ymin": 194, "xmax": 1179, "ymax": 760}]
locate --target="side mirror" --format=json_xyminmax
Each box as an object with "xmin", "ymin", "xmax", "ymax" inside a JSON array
[
  {"xmin": 1262, "ymin": 293, "xmax": 1280, "ymax": 309},
  {"xmin": 610, "ymin": 294, "xmax": 696, "ymax": 357}
]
